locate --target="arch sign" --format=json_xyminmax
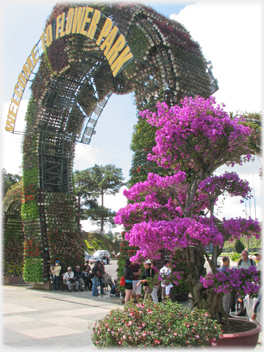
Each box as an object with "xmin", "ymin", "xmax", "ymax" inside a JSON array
[
  {"xmin": 6, "ymin": 5, "xmax": 133, "ymax": 133},
  {"xmin": 7, "ymin": 2, "xmax": 218, "ymax": 285}
]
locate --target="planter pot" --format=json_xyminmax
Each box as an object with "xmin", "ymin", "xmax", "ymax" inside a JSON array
[
  {"xmin": 33, "ymin": 280, "xmax": 53, "ymax": 290},
  {"xmin": 216, "ymin": 319, "xmax": 261, "ymax": 348},
  {"xmin": 3, "ymin": 276, "xmax": 25, "ymax": 285}
]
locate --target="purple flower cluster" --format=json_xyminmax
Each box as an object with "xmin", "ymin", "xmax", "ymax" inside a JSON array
[
  {"xmin": 222, "ymin": 218, "xmax": 260, "ymax": 240},
  {"xmin": 200, "ymin": 267, "xmax": 260, "ymax": 297},
  {"xmin": 126, "ymin": 217, "xmax": 224, "ymax": 263},
  {"xmin": 198, "ymin": 172, "xmax": 252, "ymax": 200},
  {"xmin": 140, "ymin": 96, "xmax": 252, "ymax": 171}
]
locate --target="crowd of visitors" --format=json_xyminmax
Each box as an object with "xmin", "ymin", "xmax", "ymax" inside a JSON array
[
  {"xmin": 216, "ymin": 250, "xmax": 261, "ymax": 320},
  {"xmin": 123, "ymin": 258, "xmax": 175, "ymax": 305},
  {"xmin": 49, "ymin": 258, "xmax": 114, "ymax": 294},
  {"xmin": 50, "ymin": 249, "xmax": 261, "ymax": 324},
  {"xmin": 122, "ymin": 249, "xmax": 262, "ymax": 325}
]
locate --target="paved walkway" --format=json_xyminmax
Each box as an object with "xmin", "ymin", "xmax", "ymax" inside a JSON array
[
  {"xmin": 2, "ymin": 284, "xmax": 123, "ymax": 350},
  {"xmin": 2, "ymin": 283, "xmax": 262, "ymax": 350}
]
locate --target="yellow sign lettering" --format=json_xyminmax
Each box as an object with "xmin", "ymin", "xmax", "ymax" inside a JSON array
[
  {"xmin": 22, "ymin": 56, "xmax": 34, "ymax": 79},
  {"xmin": 80, "ymin": 7, "xmax": 93, "ymax": 35},
  {"xmin": 40, "ymin": 32, "xmax": 46, "ymax": 52},
  {"xmin": 11, "ymin": 97, "xmax": 20, "ymax": 107},
  {"xmin": 6, "ymin": 6, "xmax": 134, "ymax": 134},
  {"xmin": 87, "ymin": 9, "xmax": 101, "ymax": 40},
  {"xmin": 65, "ymin": 8, "xmax": 74, "ymax": 35},
  {"xmin": 56, "ymin": 14, "xmax": 62, "ymax": 39},
  {"xmin": 8, "ymin": 104, "xmax": 18, "ymax": 119},
  {"xmin": 100, "ymin": 26, "xmax": 118, "ymax": 56},
  {"xmin": 60, "ymin": 12, "xmax": 66, "ymax": 37},
  {"xmin": 72, "ymin": 6, "xmax": 86, "ymax": 34},
  {"xmin": 46, "ymin": 24, "xmax": 53, "ymax": 47},
  {"xmin": 111, "ymin": 46, "xmax": 133, "ymax": 77},
  {"xmin": 107, "ymin": 34, "xmax": 126, "ymax": 65},
  {"xmin": 18, "ymin": 73, "xmax": 26, "ymax": 89},
  {"xmin": 5, "ymin": 116, "xmax": 15, "ymax": 132},
  {"xmin": 96, "ymin": 17, "xmax": 113, "ymax": 46},
  {"xmin": 14, "ymin": 84, "xmax": 23, "ymax": 99},
  {"xmin": 31, "ymin": 45, "xmax": 39, "ymax": 66}
]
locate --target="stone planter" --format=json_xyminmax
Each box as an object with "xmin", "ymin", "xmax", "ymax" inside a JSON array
[
  {"xmin": 33, "ymin": 280, "xmax": 53, "ymax": 290},
  {"xmin": 3, "ymin": 276, "xmax": 25, "ymax": 285},
  {"xmin": 216, "ymin": 319, "xmax": 261, "ymax": 348}
]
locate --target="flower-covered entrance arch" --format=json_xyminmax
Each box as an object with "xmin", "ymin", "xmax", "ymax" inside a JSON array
[{"xmin": 18, "ymin": 2, "xmax": 218, "ymax": 284}]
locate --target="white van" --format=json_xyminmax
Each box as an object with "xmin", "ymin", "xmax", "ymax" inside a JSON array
[{"xmin": 93, "ymin": 250, "xmax": 111, "ymax": 259}]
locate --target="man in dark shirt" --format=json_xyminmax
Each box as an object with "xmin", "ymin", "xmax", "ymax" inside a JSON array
[
  {"xmin": 74, "ymin": 266, "xmax": 85, "ymax": 291},
  {"xmin": 130, "ymin": 260, "xmax": 142, "ymax": 303},
  {"xmin": 81, "ymin": 266, "xmax": 92, "ymax": 290}
]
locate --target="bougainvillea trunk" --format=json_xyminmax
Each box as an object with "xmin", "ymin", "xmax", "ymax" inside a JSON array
[{"xmin": 185, "ymin": 248, "xmax": 225, "ymax": 321}]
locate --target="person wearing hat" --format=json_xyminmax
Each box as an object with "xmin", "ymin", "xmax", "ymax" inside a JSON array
[
  {"xmin": 159, "ymin": 260, "xmax": 174, "ymax": 301},
  {"xmin": 137, "ymin": 259, "xmax": 154, "ymax": 300},
  {"xmin": 63, "ymin": 267, "xmax": 79, "ymax": 292},
  {"xmin": 50, "ymin": 260, "xmax": 61, "ymax": 291},
  {"xmin": 254, "ymin": 251, "xmax": 262, "ymax": 271}
]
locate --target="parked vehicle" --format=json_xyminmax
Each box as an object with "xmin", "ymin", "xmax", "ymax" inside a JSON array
[
  {"xmin": 89, "ymin": 256, "xmax": 100, "ymax": 264},
  {"xmin": 84, "ymin": 251, "xmax": 91, "ymax": 261},
  {"xmin": 93, "ymin": 250, "xmax": 111, "ymax": 258}
]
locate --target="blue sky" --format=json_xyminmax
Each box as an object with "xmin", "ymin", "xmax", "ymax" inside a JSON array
[{"xmin": 1, "ymin": 0, "xmax": 263, "ymax": 233}]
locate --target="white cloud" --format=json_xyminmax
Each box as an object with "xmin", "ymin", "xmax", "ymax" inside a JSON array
[
  {"xmin": 215, "ymin": 195, "xmax": 262, "ymax": 222},
  {"xmin": 103, "ymin": 186, "xmax": 128, "ymax": 211},
  {"xmin": 80, "ymin": 219, "xmax": 124, "ymax": 234},
  {"xmin": 170, "ymin": 2, "xmax": 262, "ymax": 114},
  {"xmin": 73, "ymin": 143, "xmax": 100, "ymax": 171}
]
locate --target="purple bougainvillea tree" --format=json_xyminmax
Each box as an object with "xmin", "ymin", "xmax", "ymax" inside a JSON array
[{"xmin": 115, "ymin": 96, "xmax": 260, "ymax": 323}]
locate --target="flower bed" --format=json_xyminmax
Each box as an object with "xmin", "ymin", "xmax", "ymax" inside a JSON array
[{"xmin": 90, "ymin": 299, "xmax": 223, "ymax": 348}]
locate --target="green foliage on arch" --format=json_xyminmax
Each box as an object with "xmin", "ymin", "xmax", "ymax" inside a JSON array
[{"xmin": 2, "ymin": 182, "xmax": 24, "ymax": 277}]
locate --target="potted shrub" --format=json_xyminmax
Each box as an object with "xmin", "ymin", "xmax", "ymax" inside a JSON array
[{"xmin": 115, "ymin": 96, "xmax": 261, "ymax": 345}]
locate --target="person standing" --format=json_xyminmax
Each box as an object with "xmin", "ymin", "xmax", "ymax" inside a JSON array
[
  {"xmin": 50, "ymin": 261, "xmax": 61, "ymax": 291},
  {"xmin": 137, "ymin": 259, "xmax": 153, "ymax": 300},
  {"xmin": 218, "ymin": 256, "xmax": 231, "ymax": 315},
  {"xmin": 84, "ymin": 260, "xmax": 92, "ymax": 272},
  {"xmin": 236, "ymin": 250, "xmax": 256, "ymax": 316},
  {"xmin": 251, "ymin": 292, "xmax": 262, "ymax": 323},
  {"xmin": 124, "ymin": 258, "xmax": 134, "ymax": 304},
  {"xmin": 130, "ymin": 260, "xmax": 142, "ymax": 303},
  {"xmin": 92, "ymin": 261, "xmax": 103, "ymax": 296},
  {"xmin": 150, "ymin": 259, "xmax": 159, "ymax": 303},
  {"xmin": 254, "ymin": 251, "xmax": 262, "ymax": 271},
  {"xmin": 237, "ymin": 250, "xmax": 256, "ymax": 270},
  {"xmin": 160, "ymin": 260, "xmax": 173, "ymax": 301},
  {"xmin": 98, "ymin": 261, "xmax": 105, "ymax": 294}
]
